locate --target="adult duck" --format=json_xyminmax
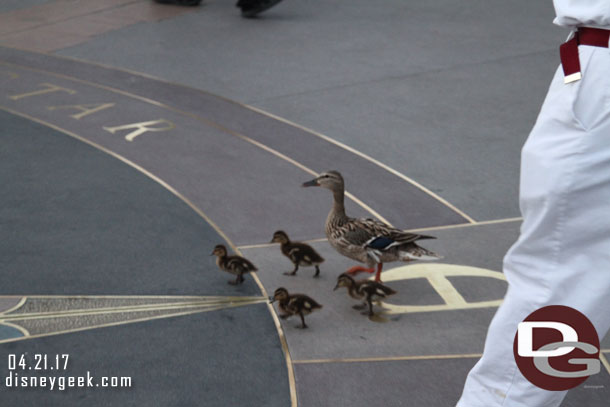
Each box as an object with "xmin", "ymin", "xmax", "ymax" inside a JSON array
[{"xmin": 302, "ymin": 170, "xmax": 440, "ymax": 281}]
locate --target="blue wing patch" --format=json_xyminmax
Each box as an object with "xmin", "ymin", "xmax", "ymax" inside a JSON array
[{"xmin": 366, "ymin": 236, "xmax": 395, "ymax": 250}]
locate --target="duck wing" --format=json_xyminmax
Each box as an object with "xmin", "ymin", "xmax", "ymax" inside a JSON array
[
  {"xmin": 358, "ymin": 280, "xmax": 397, "ymax": 298},
  {"xmin": 226, "ymin": 255, "xmax": 258, "ymax": 272},
  {"xmin": 287, "ymin": 243, "xmax": 325, "ymax": 263},
  {"xmin": 345, "ymin": 218, "xmax": 434, "ymax": 249},
  {"xmin": 289, "ymin": 294, "xmax": 323, "ymax": 312}
]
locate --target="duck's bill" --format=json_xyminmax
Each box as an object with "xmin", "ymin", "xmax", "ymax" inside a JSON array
[
  {"xmin": 268, "ymin": 296, "xmax": 276, "ymax": 303},
  {"xmin": 332, "ymin": 284, "xmax": 339, "ymax": 291},
  {"xmin": 302, "ymin": 178, "xmax": 319, "ymax": 187}
]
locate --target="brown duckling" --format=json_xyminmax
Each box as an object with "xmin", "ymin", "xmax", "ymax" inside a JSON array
[
  {"xmin": 333, "ymin": 273, "xmax": 397, "ymax": 316},
  {"xmin": 271, "ymin": 230, "xmax": 325, "ymax": 277},
  {"xmin": 269, "ymin": 287, "xmax": 322, "ymax": 328},
  {"xmin": 211, "ymin": 244, "xmax": 258, "ymax": 285}
]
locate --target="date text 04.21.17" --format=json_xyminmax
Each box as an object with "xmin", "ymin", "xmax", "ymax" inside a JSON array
[{"xmin": 8, "ymin": 354, "xmax": 69, "ymax": 371}]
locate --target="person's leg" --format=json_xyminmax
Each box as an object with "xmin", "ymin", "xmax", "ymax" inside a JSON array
[{"xmin": 457, "ymin": 45, "xmax": 610, "ymax": 407}]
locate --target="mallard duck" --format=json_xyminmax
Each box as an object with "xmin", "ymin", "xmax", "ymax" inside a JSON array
[
  {"xmin": 270, "ymin": 230, "xmax": 325, "ymax": 277},
  {"xmin": 303, "ymin": 170, "xmax": 440, "ymax": 282},
  {"xmin": 269, "ymin": 287, "xmax": 322, "ymax": 328},
  {"xmin": 211, "ymin": 244, "xmax": 258, "ymax": 285},
  {"xmin": 333, "ymin": 273, "xmax": 397, "ymax": 316}
]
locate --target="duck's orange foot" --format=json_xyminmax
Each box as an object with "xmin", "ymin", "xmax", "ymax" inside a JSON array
[{"xmin": 346, "ymin": 266, "xmax": 375, "ymax": 275}]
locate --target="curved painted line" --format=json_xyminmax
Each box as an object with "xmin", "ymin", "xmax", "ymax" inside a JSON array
[
  {"xmin": 0, "ymin": 296, "xmax": 26, "ymax": 315},
  {"xmin": 237, "ymin": 216, "xmax": 523, "ymax": 249},
  {"xmin": 0, "ymin": 305, "xmax": 253, "ymax": 345},
  {"xmin": 4, "ymin": 49, "xmax": 475, "ymax": 224},
  {"xmin": 0, "ymin": 320, "xmax": 30, "ymax": 338},
  {"xmin": 0, "ymin": 106, "xmax": 298, "ymax": 407},
  {"xmin": 0, "ymin": 60, "xmax": 391, "ymax": 226},
  {"xmin": 244, "ymin": 104, "xmax": 477, "ymax": 224},
  {"xmin": 600, "ymin": 353, "xmax": 610, "ymax": 377}
]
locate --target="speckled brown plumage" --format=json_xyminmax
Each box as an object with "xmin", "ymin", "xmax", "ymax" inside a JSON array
[
  {"xmin": 211, "ymin": 244, "xmax": 258, "ymax": 285},
  {"xmin": 303, "ymin": 171, "xmax": 441, "ymax": 281},
  {"xmin": 271, "ymin": 230, "xmax": 324, "ymax": 277},
  {"xmin": 269, "ymin": 287, "xmax": 322, "ymax": 328},
  {"xmin": 333, "ymin": 273, "xmax": 397, "ymax": 316}
]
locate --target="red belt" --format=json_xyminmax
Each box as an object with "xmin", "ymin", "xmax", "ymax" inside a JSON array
[{"xmin": 560, "ymin": 27, "xmax": 610, "ymax": 83}]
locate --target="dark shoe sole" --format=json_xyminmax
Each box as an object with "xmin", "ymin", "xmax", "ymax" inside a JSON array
[{"xmin": 240, "ymin": 0, "xmax": 284, "ymax": 18}]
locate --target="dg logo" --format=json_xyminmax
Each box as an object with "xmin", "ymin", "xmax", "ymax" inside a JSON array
[
  {"xmin": 513, "ymin": 305, "xmax": 601, "ymax": 391},
  {"xmin": 377, "ymin": 263, "xmax": 507, "ymax": 314}
]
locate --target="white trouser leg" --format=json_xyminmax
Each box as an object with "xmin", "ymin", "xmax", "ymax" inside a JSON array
[{"xmin": 457, "ymin": 45, "xmax": 610, "ymax": 407}]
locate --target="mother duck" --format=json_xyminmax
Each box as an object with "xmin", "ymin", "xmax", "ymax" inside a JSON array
[{"xmin": 303, "ymin": 170, "xmax": 440, "ymax": 282}]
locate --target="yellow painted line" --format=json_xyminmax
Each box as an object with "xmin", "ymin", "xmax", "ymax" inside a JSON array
[
  {"xmin": 1, "ymin": 298, "xmax": 267, "ymax": 321},
  {"xmin": 406, "ymin": 217, "xmax": 523, "ymax": 234},
  {"xmin": 379, "ymin": 263, "xmax": 506, "ymax": 314},
  {"xmin": 237, "ymin": 217, "xmax": 523, "ymax": 250},
  {"xmin": 1, "ymin": 301, "xmax": 263, "ymax": 323},
  {"xmin": 0, "ymin": 305, "xmax": 243, "ymax": 345},
  {"xmin": 0, "ymin": 296, "xmax": 26, "ymax": 315},
  {"xmin": 238, "ymin": 237, "xmax": 328, "ymax": 250},
  {"xmin": 0, "ymin": 50, "xmax": 480, "ymax": 227},
  {"xmin": 245, "ymin": 104, "xmax": 477, "ymax": 224},
  {"xmin": 600, "ymin": 352, "xmax": 610, "ymax": 377},
  {"xmin": 0, "ymin": 294, "xmax": 254, "ymax": 299},
  {"xmin": 0, "ymin": 106, "xmax": 298, "ymax": 407},
  {"xmin": 229, "ymin": 130, "xmax": 392, "ymax": 226},
  {"xmin": 426, "ymin": 274, "xmax": 467, "ymax": 307},
  {"xmin": 292, "ymin": 353, "xmax": 483, "ymax": 364},
  {"xmin": 0, "ymin": 61, "xmax": 391, "ymax": 226},
  {"xmin": 0, "ymin": 320, "xmax": 30, "ymax": 337}
]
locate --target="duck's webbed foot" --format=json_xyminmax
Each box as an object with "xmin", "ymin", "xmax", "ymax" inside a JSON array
[
  {"xmin": 360, "ymin": 299, "xmax": 375, "ymax": 316},
  {"xmin": 283, "ymin": 264, "xmax": 298, "ymax": 276},
  {"xmin": 313, "ymin": 265, "xmax": 320, "ymax": 278},
  {"xmin": 352, "ymin": 303, "xmax": 367, "ymax": 310},
  {"xmin": 279, "ymin": 313, "xmax": 291, "ymax": 319}
]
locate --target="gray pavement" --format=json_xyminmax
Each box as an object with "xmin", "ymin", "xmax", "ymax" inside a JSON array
[
  {"xmin": 0, "ymin": 111, "xmax": 289, "ymax": 406},
  {"xmin": 57, "ymin": 0, "xmax": 566, "ymax": 221},
  {"xmin": 1, "ymin": 1, "xmax": 609, "ymax": 406}
]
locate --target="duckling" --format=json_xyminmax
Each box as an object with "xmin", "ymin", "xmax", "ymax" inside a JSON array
[
  {"xmin": 333, "ymin": 273, "xmax": 397, "ymax": 316},
  {"xmin": 270, "ymin": 230, "xmax": 325, "ymax": 277},
  {"xmin": 211, "ymin": 244, "xmax": 257, "ymax": 285},
  {"xmin": 269, "ymin": 287, "xmax": 322, "ymax": 328},
  {"xmin": 303, "ymin": 170, "xmax": 441, "ymax": 282}
]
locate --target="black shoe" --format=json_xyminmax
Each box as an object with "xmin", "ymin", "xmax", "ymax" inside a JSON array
[
  {"xmin": 237, "ymin": 0, "xmax": 284, "ymax": 18},
  {"xmin": 154, "ymin": 0, "xmax": 202, "ymax": 5}
]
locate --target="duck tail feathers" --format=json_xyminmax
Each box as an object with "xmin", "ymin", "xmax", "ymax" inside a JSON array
[{"xmin": 399, "ymin": 247, "xmax": 442, "ymax": 261}]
